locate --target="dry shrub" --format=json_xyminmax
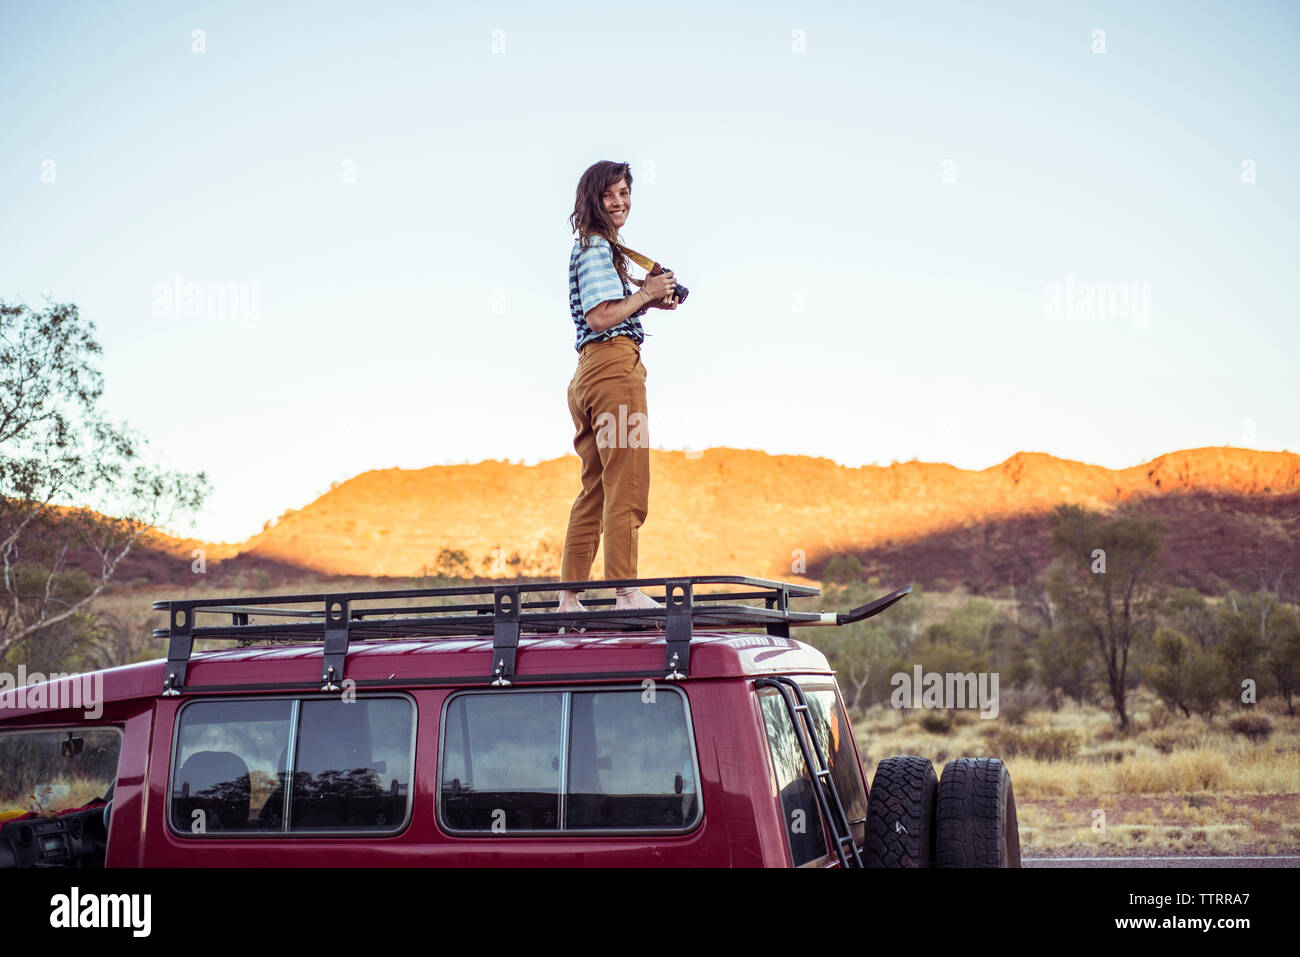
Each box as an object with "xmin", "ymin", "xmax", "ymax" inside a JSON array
[
  {"xmin": 985, "ymin": 728, "xmax": 1081, "ymax": 762},
  {"xmin": 1003, "ymin": 760, "xmax": 1100, "ymax": 798},
  {"xmin": 1113, "ymin": 751, "xmax": 1229, "ymax": 794},
  {"xmin": 1146, "ymin": 728, "xmax": 1186, "ymax": 755},
  {"xmin": 1144, "ymin": 708, "xmax": 1173, "ymax": 732},
  {"xmin": 998, "ymin": 687, "xmax": 1044, "ymax": 725},
  {"xmin": 982, "ymin": 728, "xmax": 1019, "ymax": 756},
  {"xmin": 1094, "ymin": 723, "xmax": 1122, "ymax": 742},
  {"xmin": 1085, "ymin": 743, "xmax": 1132, "ymax": 764},
  {"xmin": 917, "ymin": 710, "xmax": 954, "ymax": 734},
  {"xmin": 1227, "ymin": 713, "xmax": 1273, "ymax": 743}
]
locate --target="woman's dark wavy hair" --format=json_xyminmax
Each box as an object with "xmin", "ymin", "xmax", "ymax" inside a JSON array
[{"xmin": 569, "ymin": 160, "xmax": 633, "ymax": 288}]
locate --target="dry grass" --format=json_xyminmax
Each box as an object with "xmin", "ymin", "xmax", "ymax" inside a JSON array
[
  {"xmin": 1013, "ymin": 794, "xmax": 1299, "ymax": 855},
  {"xmin": 855, "ymin": 692, "xmax": 1300, "ymax": 854}
]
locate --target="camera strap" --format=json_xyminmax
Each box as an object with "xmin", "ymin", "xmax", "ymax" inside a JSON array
[
  {"xmin": 612, "ymin": 243, "xmax": 665, "ymax": 284},
  {"xmin": 613, "ymin": 240, "xmax": 688, "ymax": 305}
]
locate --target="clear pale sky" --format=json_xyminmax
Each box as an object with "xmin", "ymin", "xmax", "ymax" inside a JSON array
[{"xmin": 2, "ymin": 1, "xmax": 1297, "ymax": 543}]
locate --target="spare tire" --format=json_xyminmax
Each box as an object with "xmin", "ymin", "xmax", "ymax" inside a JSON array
[
  {"xmin": 864, "ymin": 755, "xmax": 938, "ymax": 867},
  {"xmin": 935, "ymin": 757, "xmax": 1021, "ymax": 867}
]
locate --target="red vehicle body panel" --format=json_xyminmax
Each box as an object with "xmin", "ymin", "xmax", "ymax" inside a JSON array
[{"xmin": 1, "ymin": 630, "xmax": 862, "ymax": 867}]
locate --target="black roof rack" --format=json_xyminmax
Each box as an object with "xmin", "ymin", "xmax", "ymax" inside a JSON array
[{"xmin": 152, "ymin": 574, "xmax": 912, "ymax": 696}]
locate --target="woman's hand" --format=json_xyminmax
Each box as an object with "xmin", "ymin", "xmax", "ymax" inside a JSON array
[
  {"xmin": 649, "ymin": 294, "xmax": 678, "ymax": 310},
  {"xmin": 641, "ymin": 269, "xmax": 676, "ymax": 301}
]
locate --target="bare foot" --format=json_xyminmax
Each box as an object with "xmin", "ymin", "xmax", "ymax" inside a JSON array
[
  {"xmin": 555, "ymin": 590, "xmax": 587, "ymax": 614},
  {"xmin": 556, "ymin": 590, "xmax": 587, "ymax": 632},
  {"xmin": 614, "ymin": 588, "xmax": 663, "ymax": 611}
]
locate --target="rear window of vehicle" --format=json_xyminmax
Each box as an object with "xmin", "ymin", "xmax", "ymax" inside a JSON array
[
  {"xmin": 170, "ymin": 696, "xmax": 414, "ymax": 836},
  {"xmin": 803, "ymin": 685, "xmax": 867, "ymax": 845},
  {"xmin": 759, "ymin": 690, "xmax": 826, "ymax": 865},
  {"xmin": 758, "ymin": 681, "xmax": 865, "ymax": 865},
  {"xmin": 439, "ymin": 687, "xmax": 700, "ymax": 834}
]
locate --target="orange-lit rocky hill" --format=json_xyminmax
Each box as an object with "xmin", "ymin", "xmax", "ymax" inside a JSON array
[{"xmin": 106, "ymin": 446, "xmax": 1300, "ymax": 597}]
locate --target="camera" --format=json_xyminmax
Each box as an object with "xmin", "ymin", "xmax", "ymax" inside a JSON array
[{"xmin": 651, "ymin": 263, "xmax": 689, "ymax": 305}]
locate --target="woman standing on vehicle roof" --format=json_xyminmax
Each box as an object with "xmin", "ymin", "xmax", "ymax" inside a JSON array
[{"xmin": 555, "ymin": 160, "xmax": 678, "ymax": 614}]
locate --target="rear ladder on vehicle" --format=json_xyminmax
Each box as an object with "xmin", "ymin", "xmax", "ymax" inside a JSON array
[{"xmin": 755, "ymin": 675, "xmax": 863, "ymax": 868}]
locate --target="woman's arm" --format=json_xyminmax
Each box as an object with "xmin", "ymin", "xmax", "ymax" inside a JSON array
[
  {"xmin": 586, "ymin": 269, "xmax": 676, "ymax": 331},
  {"xmin": 585, "ymin": 288, "xmax": 654, "ymax": 333}
]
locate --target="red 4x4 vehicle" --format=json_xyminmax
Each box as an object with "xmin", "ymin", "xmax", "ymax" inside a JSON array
[{"xmin": 0, "ymin": 575, "xmax": 1019, "ymax": 868}]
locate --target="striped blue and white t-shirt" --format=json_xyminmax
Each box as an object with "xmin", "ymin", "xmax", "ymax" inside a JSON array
[{"xmin": 569, "ymin": 234, "xmax": 648, "ymax": 353}]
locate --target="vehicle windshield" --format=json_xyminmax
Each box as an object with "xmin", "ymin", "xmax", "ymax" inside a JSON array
[{"xmin": 0, "ymin": 729, "xmax": 121, "ymax": 820}]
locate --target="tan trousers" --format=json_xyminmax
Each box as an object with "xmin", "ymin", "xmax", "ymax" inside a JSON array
[{"xmin": 560, "ymin": 335, "xmax": 650, "ymax": 589}]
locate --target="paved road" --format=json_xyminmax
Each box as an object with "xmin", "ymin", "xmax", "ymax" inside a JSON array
[{"xmin": 1024, "ymin": 855, "xmax": 1300, "ymax": 868}]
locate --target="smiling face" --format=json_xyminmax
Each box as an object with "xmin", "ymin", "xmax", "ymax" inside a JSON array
[{"xmin": 602, "ymin": 177, "xmax": 631, "ymax": 230}]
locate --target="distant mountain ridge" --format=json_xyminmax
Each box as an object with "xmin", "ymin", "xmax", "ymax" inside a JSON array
[{"xmin": 108, "ymin": 446, "xmax": 1299, "ymax": 597}]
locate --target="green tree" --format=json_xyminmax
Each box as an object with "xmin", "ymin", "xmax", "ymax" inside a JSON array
[
  {"xmin": 817, "ymin": 578, "xmax": 923, "ymax": 711},
  {"xmin": 833, "ymin": 622, "xmax": 898, "ymax": 713},
  {"xmin": 1034, "ymin": 625, "xmax": 1096, "ymax": 706},
  {"xmin": 1215, "ymin": 590, "xmax": 1276, "ymax": 702},
  {"xmin": 0, "ymin": 566, "xmax": 101, "ymax": 674},
  {"xmin": 1144, "ymin": 626, "xmax": 1194, "ymax": 717},
  {"xmin": 1163, "ymin": 587, "xmax": 1220, "ymax": 651},
  {"xmin": 1184, "ymin": 649, "xmax": 1231, "ymax": 719},
  {"xmin": 0, "ymin": 299, "xmax": 209, "ymax": 662},
  {"xmin": 822, "ymin": 553, "xmax": 864, "ymax": 585},
  {"xmin": 1264, "ymin": 602, "xmax": 1300, "ymax": 716},
  {"xmin": 927, "ymin": 597, "xmax": 1000, "ymax": 655},
  {"xmin": 908, "ymin": 629, "xmax": 991, "ymax": 731},
  {"xmin": 1044, "ymin": 504, "xmax": 1165, "ymax": 730}
]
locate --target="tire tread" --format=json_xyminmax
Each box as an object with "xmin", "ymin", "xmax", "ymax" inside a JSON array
[
  {"xmin": 935, "ymin": 756, "xmax": 1020, "ymax": 868},
  {"xmin": 864, "ymin": 755, "xmax": 938, "ymax": 868}
]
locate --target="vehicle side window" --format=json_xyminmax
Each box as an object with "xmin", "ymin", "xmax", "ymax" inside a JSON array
[
  {"xmin": 171, "ymin": 697, "xmax": 414, "ymax": 836},
  {"xmin": 759, "ymin": 690, "xmax": 827, "ymax": 866},
  {"xmin": 567, "ymin": 690, "xmax": 697, "ymax": 829},
  {"xmin": 439, "ymin": 688, "xmax": 699, "ymax": 833},
  {"xmin": 172, "ymin": 699, "xmax": 292, "ymax": 832},
  {"xmin": 441, "ymin": 692, "xmax": 563, "ymax": 830},
  {"xmin": 286, "ymin": 699, "xmax": 413, "ymax": 831}
]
